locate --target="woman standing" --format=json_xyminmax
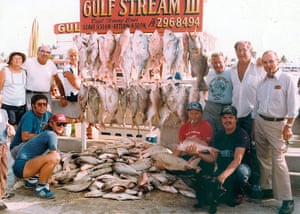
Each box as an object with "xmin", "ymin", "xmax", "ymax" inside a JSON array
[
  {"xmin": 0, "ymin": 52, "xmax": 27, "ymax": 127},
  {"xmin": 60, "ymin": 47, "xmax": 81, "ymax": 106}
]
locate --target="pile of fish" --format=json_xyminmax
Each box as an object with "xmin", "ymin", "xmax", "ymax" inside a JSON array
[{"xmin": 51, "ymin": 138, "xmax": 198, "ymax": 201}]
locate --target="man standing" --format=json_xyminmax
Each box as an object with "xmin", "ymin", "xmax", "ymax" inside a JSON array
[
  {"xmin": 230, "ymin": 41, "xmax": 265, "ymax": 197},
  {"xmin": 255, "ymin": 50, "xmax": 298, "ymax": 214},
  {"xmin": 203, "ymin": 52, "xmax": 233, "ymax": 134},
  {"xmin": 24, "ymin": 45, "xmax": 64, "ymax": 110}
]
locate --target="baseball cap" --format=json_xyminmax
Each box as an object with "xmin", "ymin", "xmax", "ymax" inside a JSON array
[
  {"xmin": 220, "ymin": 105, "xmax": 237, "ymax": 117},
  {"xmin": 49, "ymin": 113, "xmax": 67, "ymax": 123},
  {"xmin": 186, "ymin": 102, "xmax": 203, "ymax": 112}
]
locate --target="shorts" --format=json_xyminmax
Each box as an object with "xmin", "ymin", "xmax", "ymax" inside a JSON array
[
  {"xmin": 2, "ymin": 104, "xmax": 26, "ymax": 126},
  {"xmin": 10, "ymin": 143, "xmax": 25, "ymax": 160},
  {"xmin": 13, "ymin": 159, "xmax": 26, "ymax": 179}
]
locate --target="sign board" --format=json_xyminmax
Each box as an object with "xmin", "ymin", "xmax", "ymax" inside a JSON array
[
  {"xmin": 80, "ymin": 0, "xmax": 204, "ymax": 34},
  {"xmin": 54, "ymin": 22, "xmax": 80, "ymax": 34}
]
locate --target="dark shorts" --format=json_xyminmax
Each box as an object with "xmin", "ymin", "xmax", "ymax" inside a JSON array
[
  {"xmin": 13, "ymin": 159, "xmax": 26, "ymax": 179},
  {"xmin": 2, "ymin": 104, "xmax": 26, "ymax": 125}
]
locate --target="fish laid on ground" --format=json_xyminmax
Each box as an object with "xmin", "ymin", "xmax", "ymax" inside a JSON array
[
  {"xmin": 84, "ymin": 189, "xmax": 105, "ymax": 198},
  {"xmin": 129, "ymin": 158, "xmax": 152, "ymax": 171},
  {"xmin": 113, "ymin": 162, "xmax": 140, "ymax": 175},
  {"xmin": 89, "ymin": 166, "xmax": 112, "ymax": 178},
  {"xmin": 74, "ymin": 155, "xmax": 103, "ymax": 165},
  {"xmin": 141, "ymin": 145, "xmax": 172, "ymax": 159},
  {"xmin": 102, "ymin": 192, "xmax": 142, "ymax": 201},
  {"xmin": 59, "ymin": 179, "xmax": 93, "ymax": 192},
  {"xmin": 151, "ymin": 153, "xmax": 194, "ymax": 171}
]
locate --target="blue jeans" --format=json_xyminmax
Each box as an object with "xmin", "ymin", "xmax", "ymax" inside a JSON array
[{"xmin": 222, "ymin": 164, "xmax": 251, "ymax": 199}]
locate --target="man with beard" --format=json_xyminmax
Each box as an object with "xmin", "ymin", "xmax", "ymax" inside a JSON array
[{"xmin": 188, "ymin": 105, "xmax": 251, "ymax": 213}]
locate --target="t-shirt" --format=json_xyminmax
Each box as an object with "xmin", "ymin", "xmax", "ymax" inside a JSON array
[
  {"xmin": 178, "ymin": 120, "xmax": 213, "ymax": 144},
  {"xmin": 0, "ymin": 109, "xmax": 8, "ymax": 144},
  {"xmin": 24, "ymin": 58, "xmax": 58, "ymax": 92},
  {"xmin": 212, "ymin": 127, "xmax": 250, "ymax": 175},
  {"xmin": 10, "ymin": 110, "xmax": 52, "ymax": 150},
  {"xmin": 206, "ymin": 69, "xmax": 233, "ymax": 104}
]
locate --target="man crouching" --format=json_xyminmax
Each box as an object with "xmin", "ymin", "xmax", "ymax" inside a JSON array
[
  {"xmin": 13, "ymin": 113, "xmax": 66, "ymax": 199},
  {"xmin": 186, "ymin": 105, "xmax": 251, "ymax": 213}
]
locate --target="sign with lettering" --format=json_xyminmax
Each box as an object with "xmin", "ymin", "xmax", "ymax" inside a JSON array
[
  {"xmin": 54, "ymin": 22, "xmax": 80, "ymax": 34},
  {"xmin": 80, "ymin": 0, "xmax": 204, "ymax": 34}
]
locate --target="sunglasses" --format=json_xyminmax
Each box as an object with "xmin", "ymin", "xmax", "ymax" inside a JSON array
[
  {"xmin": 56, "ymin": 122, "xmax": 67, "ymax": 127},
  {"xmin": 39, "ymin": 50, "xmax": 51, "ymax": 54},
  {"xmin": 36, "ymin": 102, "xmax": 47, "ymax": 107}
]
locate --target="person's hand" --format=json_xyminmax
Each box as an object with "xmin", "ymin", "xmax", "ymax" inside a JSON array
[
  {"xmin": 185, "ymin": 143, "xmax": 198, "ymax": 155},
  {"xmin": 60, "ymin": 97, "xmax": 68, "ymax": 107},
  {"xmin": 283, "ymin": 126, "xmax": 293, "ymax": 141},
  {"xmin": 7, "ymin": 124, "xmax": 15, "ymax": 136}
]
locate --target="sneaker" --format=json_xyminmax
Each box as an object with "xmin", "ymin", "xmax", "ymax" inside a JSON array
[
  {"xmin": 34, "ymin": 186, "xmax": 56, "ymax": 199},
  {"xmin": 0, "ymin": 200, "xmax": 7, "ymax": 210},
  {"xmin": 279, "ymin": 200, "xmax": 294, "ymax": 214},
  {"xmin": 24, "ymin": 178, "xmax": 38, "ymax": 189}
]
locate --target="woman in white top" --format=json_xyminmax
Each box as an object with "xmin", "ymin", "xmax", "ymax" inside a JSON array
[
  {"xmin": 0, "ymin": 52, "xmax": 27, "ymax": 126},
  {"xmin": 60, "ymin": 47, "xmax": 81, "ymax": 106}
]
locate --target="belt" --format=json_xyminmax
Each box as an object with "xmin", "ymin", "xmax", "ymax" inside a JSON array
[
  {"xmin": 259, "ymin": 114, "xmax": 285, "ymax": 122},
  {"xmin": 26, "ymin": 90, "xmax": 48, "ymax": 94}
]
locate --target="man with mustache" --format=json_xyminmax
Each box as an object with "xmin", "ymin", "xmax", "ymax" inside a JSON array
[
  {"xmin": 188, "ymin": 105, "xmax": 251, "ymax": 213},
  {"xmin": 254, "ymin": 50, "xmax": 298, "ymax": 214}
]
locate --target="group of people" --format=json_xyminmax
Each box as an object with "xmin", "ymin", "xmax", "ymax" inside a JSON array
[
  {"xmin": 0, "ymin": 40, "xmax": 298, "ymax": 214},
  {"xmin": 0, "ymin": 44, "xmax": 80, "ymax": 210},
  {"xmin": 175, "ymin": 41, "xmax": 298, "ymax": 214}
]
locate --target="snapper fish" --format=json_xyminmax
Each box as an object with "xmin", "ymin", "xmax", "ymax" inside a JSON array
[{"xmin": 176, "ymin": 138, "xmax": 218, "ymax": 153}]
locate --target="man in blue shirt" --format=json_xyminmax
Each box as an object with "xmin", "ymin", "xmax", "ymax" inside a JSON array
[{"xmin": 10, "ymin": 94, "xmax": 52, "ymax": 188}]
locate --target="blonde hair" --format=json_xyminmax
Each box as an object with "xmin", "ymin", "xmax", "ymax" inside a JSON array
[{"xmin": 67, "ymin": 47, "xmax": 78, "ymax": 57}]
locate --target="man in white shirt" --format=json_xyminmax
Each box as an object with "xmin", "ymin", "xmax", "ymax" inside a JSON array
[
  {"xmin": 254, "ymin": 50, "xmax": 298, "ymax": 214},
  {"xmin": 24, "ymin": 45, "xmax": 64, "ymax": 110},
  {"xmin": 230, "ymin": 41, "xmax": 265, "ymax": 198}
]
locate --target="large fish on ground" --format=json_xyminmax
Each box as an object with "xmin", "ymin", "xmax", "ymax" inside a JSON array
[{"xmin": 151, "ymin": 153, "xmax": 195, "ymax": 171}]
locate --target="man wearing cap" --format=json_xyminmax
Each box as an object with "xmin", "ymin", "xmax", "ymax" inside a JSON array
[
  {"xmin": 254, "ymin": 50, "xmax": 298, "ymax": 214},
  {"xmin": 190, "ymin": 105, "xmax": 251, "ymax": 212},
  {"xmin": 173, "ymin": 101, "xmax": 214, "ymax": 207},
  {"xmin": 13, "ymin": 113, "xmax": 66, "ymax": 199}
]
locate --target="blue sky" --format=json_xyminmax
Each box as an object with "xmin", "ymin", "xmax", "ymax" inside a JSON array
[{"xmin": 0, "ymin": 0, "xmax": 299, "ymax": 61}]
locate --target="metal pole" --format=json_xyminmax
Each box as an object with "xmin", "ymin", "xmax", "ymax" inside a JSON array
[{"xmin": 81, "ymin": 121, "xmax": 87, "ymax": 152}]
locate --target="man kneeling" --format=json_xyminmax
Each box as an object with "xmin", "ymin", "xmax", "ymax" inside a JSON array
[
  {"xmin": 13, "ymin": 113, "xmax": 66, "ymax": 199},
  {"xmin": 187, "ymin": 105, "xmax": 251, "ymax": 213}
]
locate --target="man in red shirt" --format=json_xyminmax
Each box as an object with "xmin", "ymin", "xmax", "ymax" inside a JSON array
[{"xmin": 173, "ymin": 102, "xmax": 215, "ymax": 208}]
